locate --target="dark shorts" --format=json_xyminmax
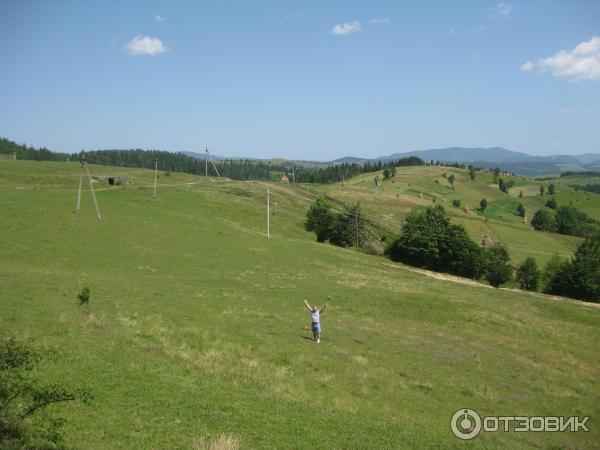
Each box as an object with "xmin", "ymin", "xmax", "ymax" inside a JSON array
[{"xmin": 312, "ymin": 322, "xmax": 321, "ymax": 333}]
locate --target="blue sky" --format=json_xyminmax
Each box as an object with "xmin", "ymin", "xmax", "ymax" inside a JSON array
[{"xmin": 0, "ymin": 1, "xmax": 599, "ymax": 160}]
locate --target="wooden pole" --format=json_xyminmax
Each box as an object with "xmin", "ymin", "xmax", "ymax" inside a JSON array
[
  {"xmin": 76, "ymin": 171, "xmax": 83, "ymax": 215},
  {"xmin": 267, "ymin": 188, "xmax": 270, "ymax": 239},
  {"xmin": 84, "ymin": 162, "xmax": 102, "ymax": 220},
  {"xmin": 153, "ymin": 158, "xmax": 158, "ymax": 197}
]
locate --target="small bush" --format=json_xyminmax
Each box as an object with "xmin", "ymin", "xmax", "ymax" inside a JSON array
[
  {"xmin": 452, "ymin": 199, "xmax": 461, "ymax": 208},
  {"xmin": 77, "ymin": 287, "xmax": 90, "ymax": 305}
]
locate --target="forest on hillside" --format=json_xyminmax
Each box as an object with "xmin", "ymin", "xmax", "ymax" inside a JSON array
[{"xmin": 0, "ymin": 137, "xmax": 423, "ymax": 183}]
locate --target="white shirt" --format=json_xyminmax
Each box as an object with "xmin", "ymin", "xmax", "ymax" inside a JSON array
[{"xmin": 311, "ymin": 310, "xmax": 320, "ymax": 323}]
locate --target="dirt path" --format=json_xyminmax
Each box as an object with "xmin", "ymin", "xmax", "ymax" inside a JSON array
[{"xmin": 379, "ymin": 261, "xmax": 600, "ymax": 309}]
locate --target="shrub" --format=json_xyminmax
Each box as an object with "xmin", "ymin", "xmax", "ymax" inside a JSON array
[
  {"xmin": 484, "ymin": 244, "xmax": 512, "ymax": 287},
  {"xmin": 516, "ymin": 257, "xmax": 540, "ymax": 291},
  {"xmin": 452, "ymin": 199, "xmax": 461, "ymax": 208},
  {"xmin": 531, "ymin": 208, "xmax": 556, "ymax": 232},
  {"xmin": 548, "ymin": 183, "xmax": 555, "ymax": 194},
  {"xmin": 479, "ymin": 198, "xmax": 487, "ymax": 212},
  {"xmin": 516, "ymin": 203, "xmax": 526, "ymax": 217},
  {"xmin": 545, "ymin": 198, "xmax": 557, "ymax": 209},
  {"xmin": 77, "ymin": 287, "xmax": 90, "ymax": 305},
  {"xmin": 0, "ymin": 338, "xmax": 92, "ymax": 448}
]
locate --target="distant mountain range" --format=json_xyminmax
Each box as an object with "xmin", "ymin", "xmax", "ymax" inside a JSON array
[
  {"xmin": 332, "ymin": 147, "xmax": 600, "ymax": 176},
  {"xmin": 184, "ymin": 147, "xmax": 600, "ymax": 177}
]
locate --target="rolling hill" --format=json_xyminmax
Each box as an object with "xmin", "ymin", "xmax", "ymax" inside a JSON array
[
  {"xmin": 333, "ymin": 147, "xmax": 600, "ymax": 176},
  {"xmin": 0, "ymin": 160, "xmax": 599, "ymax": 449}
]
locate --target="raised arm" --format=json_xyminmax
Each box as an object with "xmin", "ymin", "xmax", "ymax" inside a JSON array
[
  {"xmin": 319, "ymin": 304, "xmax": 327, "ymax": 313},
  {"xmin": 304, "ymin": 299, "xmax": 313, "ymax": 312}
]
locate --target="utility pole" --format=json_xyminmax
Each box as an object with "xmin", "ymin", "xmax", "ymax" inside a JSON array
[
  {"xmin": 76, "ymin": 171, "xmax": 83, "ymax": 215},
  {"xmin": 153, "ymin": 157, "xmax": 158, "ymax": 197},
  {"xmin": 84, "ymin": 159, "xmax": 102, "ymax": 220},
  {"xmin": 205, "ymin": 147, "xmax": 208, "ymax": 177},
  {"xmin": 291, "ymin": 163, "xmax": 295, "ymax": 184},
  {"xmin": 267, "ymin": 188, "xmax": 270, "ymax": 239}
]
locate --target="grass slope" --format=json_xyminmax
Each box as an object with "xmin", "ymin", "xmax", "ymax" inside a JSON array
[{"xmin": 1, "ymin": 161, "xmax": 599, "ymax": 449}]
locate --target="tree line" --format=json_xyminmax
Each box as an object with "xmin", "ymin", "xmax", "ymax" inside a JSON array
[
  {"xmin": 295, "ymin": 156, "xmax": 425, "ymax": 183},
  {"xmin": 0, "ymin": 137, "xmax": 424, "ymax": 184}
]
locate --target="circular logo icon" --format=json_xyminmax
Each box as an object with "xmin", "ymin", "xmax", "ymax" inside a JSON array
[{"xmin": 451, "ymin": 408, "xmax": 482, "ymax": 440}]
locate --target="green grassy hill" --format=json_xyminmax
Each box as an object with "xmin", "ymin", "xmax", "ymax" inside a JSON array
[
  {"xmin": 1, "ymin": 160, "xmax": 599, "ymax": 449},
  {"xmin": 317, "ymin": 166, "xmax": 600, "ymax": 267}
]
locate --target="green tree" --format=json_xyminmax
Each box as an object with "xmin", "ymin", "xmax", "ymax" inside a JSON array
[
  {"xmin": 531, "ymin": 208, "xmax": 556, "ymax": 232},
  {"xmin": 0, "ymin": 338, "xmax": 92, "ymax": 447},
  {"xmin": 542, "ymin": 255, "xmax": 568, "ymax": 294},
  {"xmin": 468, "ymin": 168, "xmax": 476, "ymax": 181},
  {"xmin": 485, "ymin": 244, "xmax": 513, "ymax": 287},
  {"xmin": 545, "ymin": 198, "xmax": 557, "ymax": 209},
  {"xmin": 516, "ymin": 203, "xmax": 526, "ymax": 218},
  {"xmin": 516, "ymin": 257, "xmax": 540, "ymax": 291},
  {"xmin": 539, "ymin": 185, "xmax": 545, "ymax": 196},
  {"xmin": 448, "ymin": 174, "xmax": 455, "ymax": 189},
  {"xmin": 566, "ymin": 236, "xmax": 600, "ymax": 301},
  {"xmin": 547, "ymin": 183, "xmax": 556, "ymax": 195},
  {"xmin": 544, "ymin": 237, "xmax": 600, "ymax": 302},
  {"xmin": 383, "ymin": 169, "xmax": 391, "ymax": 179},
  {"xmin": 452, "ymin": 199, "xmax": 461, "ymax": 207},
  {"xmin": 391, "ymin": 167, "xmax": 397, "ymax": 177},
  {"xmin": 518, "ymin": 190, "xmax": 523, "ymax": 198},
  {"xmin": 555, "ymin": 206, "xmax": 583, "ymax": 236},
  {"xmin": 479, "ymin": 198, "xmax": 488, "ymax": 212},
  {"xmin": 304, "ymin": 198, "xmax": 334, "ymax": 242},
  {"xmin": 330, "ymin": 203, "xmax": 366, "ymax": 248},
  {"xmin": 387, "ymin": 205, "xmax": 485, "ymax": 278}
]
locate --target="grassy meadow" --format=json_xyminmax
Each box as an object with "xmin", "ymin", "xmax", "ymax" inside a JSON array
[{"xmin": 1, "ymin": 160, "xmax": 599, "ymax": 449}]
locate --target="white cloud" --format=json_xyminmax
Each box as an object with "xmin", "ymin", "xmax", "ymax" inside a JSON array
[
  {"xmin": 489, "ymin": 2, "xmax": 513, "ymax": 20},
  {"xmin": 369, "ymin": 18, "xmax": 390, "ymax": 24},
  {"xmin": 125, "ymin": 35, "xmax": 168, "ymax": 56},
  {"xmin": 331, "ymin": 21, "xmax": 362, "ymax": 36},
  {"xmin": 521, "ymin": 36, "xmax": 600, "ymax": 81},
  {"xmin": 520, "ymin": 61, "xmax": 534, "ymax": 72},
  {"xmin": 154, "ymin": 15, "xmax": 166, "ymax": 22}
]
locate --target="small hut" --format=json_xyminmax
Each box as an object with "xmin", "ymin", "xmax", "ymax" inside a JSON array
[{"xmin": 280, "ymin": 175, "xmax": 289, "ymax": 184}]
